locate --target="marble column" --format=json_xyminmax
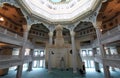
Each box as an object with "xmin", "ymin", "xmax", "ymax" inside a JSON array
[
  {"xmin": 48, "ymin": 31, "xmax": 53, "ymax": 45},
  {"xmin": 16, "ymin": 25, "xmax": 30, "ymax": 78},
  {"xmin": 103, "ymin": 65, "xmax": 111, "ymax": 78},
  {"xmin": 70, "ymin": 31, "xmax": 77, "ymax": 73},
  {"xmin": 27, "ymin": 49, "xmax": 34, "ymax": 71},
  {"xmin": 48, "ymin": 51, "xmax": 51, "ymax": 72},
  {"xmin": 48, "ymin": 32, "xmax": 53, "ymax": 72},
  {"xmin": 75, "ymin": 41, "xmax": 83, "ymax": 71},
  {"xmin": 95, "ymin": 28, "xmax": 106, "ymax": 57},
  {"xmin": 92, "ymin": 48, "xmax": 100, "ymax": 72},
  {"xmin": 95, "ymin": 26, "xmax": 110, "ymax": 78}
]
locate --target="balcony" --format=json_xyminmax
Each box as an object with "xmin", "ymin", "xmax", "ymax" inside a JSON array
[
  {"xmin": 92, "ymin": 25, "xmax": 120, "ymax": 47},
  {"xmin": 0, "ymin": 55, "xmax": 22, "ymax": 69},
  {"xmin": 94, "ymin": 54, "xmax": 120, "ymax": 68},
  {"xmin": 101, "ymin": 25, "xmax": 120, "ymax": 44},
  {"xmin": 103, "ymin": 55, "xmax": 120, "ymax": 68},
  {"xmin": 0, "ymin": 55, "xmax": 45, "ymax": 69},
  {"xmin": 0, "ymin": 27, "xmax": 33, "ymax": 48},
  {"xmin": 0, "ymin": 27, "xmax": 23, "ymax": 46}
]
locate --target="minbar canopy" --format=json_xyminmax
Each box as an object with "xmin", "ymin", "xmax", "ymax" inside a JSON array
[{"xmin": 18, "ymin": 0, "xmax": 101, "ymax": 23}]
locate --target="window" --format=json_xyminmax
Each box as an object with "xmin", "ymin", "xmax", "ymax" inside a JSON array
[
  {"xmin": 14, "ymin": 27, "xmax": 18, "ymax": 30},
  {"xmin": 84, "ymin": 60, "xmax": 94, "ymax": 68},
  {"xmin": 90, "ymin": 29, "xmax": 93, "ymax": 32},
  {"xmin": 103, "ymin": 25, "xmax": 106, "ymax": 28},
  {"xmin": 5, "ymin": 21, "xmax": 8, "ymax": 26},
  {"xmin": 80, "ymin": 32, "xmax": 82, "ymax": 35},
  {"xmin": 115, "ymin": 19, "xmax": 118, "ymax": 24},
  {"xmin": 42, "ymin": 33, "xmax": 44, "ymax": 36},
  {"xmin": 87, "ymin": 30, "xmax": 89, "ymax": 33},
  {"xmin": 20, "ymin": 28, "xmax": 23, "ymax": 32},
  {"xmin": 90, "ymin": 60, "xmax": 94, "ymax": 68},
  {"xmin": 33, "ymin": 49, "xmax": 45, "ymax": 68},
  {"xmin": 109, "ymin": 22, "xmax": 113, "ymax": 26},
  {"xmin": 40, "ymin": 51, "xmax": 44, "ymax": 56},
  {"xmin": 83, "ymin": 60, "xmax": 87, "ymax": 68},
  {"xmin": 82, "ymin": 50, "xmax": 87, "ymax": 56},
  {"xmin": 81, "ymin": 49, "xmax": 95, "ymax": 68},
  {"xmin": 33, "ymin": 61, "xmax": 37, "ymax": 67},
  {"xmin": 83, "ymin": 31, "xmax": 86, "ymax": 34},
  {"xmin": 39, "ymin": 33, "xmax": 41, "ymax": 36},
  {"xmin": 36, "ymin": 32, "xmax": 38, "ymax": 35},
  {"xmin": 88, "ymin": 50, "xmax": 93, "ymax": 56},
  {"xmin": 33, "ymin": 31, "xmax": 35, "ymax": 34}
]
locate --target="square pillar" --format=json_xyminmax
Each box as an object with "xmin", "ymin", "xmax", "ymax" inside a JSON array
[{"xmin": 27, "ymin": 49, "xmax": 34, "ymax": 71}]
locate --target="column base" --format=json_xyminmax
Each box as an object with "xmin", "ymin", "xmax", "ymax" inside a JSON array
[
  {"xmin": 79, "ymin": 69, "xmax": 86, "ymax": 74},
  {"xmin": 96, "ymin": 70, "xmax": 101, "ymax": 73},
  {"xmin": 27, "ymin": 69, "xmax": 32, "ymax": 72},
  {"xmin": 103, "ymin": 65, "xmax": 111, "ymax": 78},
  {"xmin": 16, "ymin": 65, "xmax": 23, "ymax": 78}
]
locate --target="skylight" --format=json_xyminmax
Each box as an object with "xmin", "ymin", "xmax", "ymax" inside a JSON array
[{"xmin": 51, "ymin": 0, "xmax": 62, "ymax": 3}]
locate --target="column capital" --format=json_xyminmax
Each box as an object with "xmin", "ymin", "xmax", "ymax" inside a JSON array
[
  {"xmin": 23, "ymin": 24, "xmax": 31, "ymax": 32},
  {"xmin": 70, "ymin": 31, "xmax": 75, "ymax": 37},
  {"xmin": 48, "ymin": 31, "xmax": 53, "ymax": 37},
  {"xmin": 46, "ymin": 25, "xmax": 55, "ymax": 32},
  {"xmin": 95, "ymin": 21, "xmax": 102, "ymax": 29}
]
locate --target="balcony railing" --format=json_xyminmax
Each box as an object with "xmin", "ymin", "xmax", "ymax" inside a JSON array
[
  {"xmin": 105, "ymin": 54, "xmax": 120, "ymax": 60},
  {"xmin": 0, "ymin": 55, "xmax": 45, "ymax": 69},
  {"xmin": 0, "ymin": 27, "xmax": 23, "ymax": 40},
  {"xmin": 95, "ymin": 54, "xmax": 120, "ymax": 68},
  {"xmin": 0, "ymin": 27, "xmax": 33, "ymax": 48},
  {"xmin": 101, "ymin": 25, "xmax": 120, "ymax": 41},
  {"xmin": 92, "ymin": 25, "xmax": 120, "ymax": 47},
  {"xmin": 0, "ymin": 55, "xmax": 21, "ymax": 69},
  {"xmin": 0, "ymin": 55, "xmax": 20, "ymax": 61},
  {"xmin": 33, "ymin": 55, "xmax": 45, "ymax": 60}
]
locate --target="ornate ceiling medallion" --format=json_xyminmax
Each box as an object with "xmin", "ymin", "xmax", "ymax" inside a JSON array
[
  {"xmin": 50, "ymin": 0, "xmax": 62, "ymax": 3},
  {"xmin": 50, "ymin": 0, "xmax": 70, "ymax": 3}
]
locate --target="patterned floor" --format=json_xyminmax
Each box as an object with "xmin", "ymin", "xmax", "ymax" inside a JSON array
[{"xmin": 0, "ymin": 68, "xmax": 120, "ymax": 78}]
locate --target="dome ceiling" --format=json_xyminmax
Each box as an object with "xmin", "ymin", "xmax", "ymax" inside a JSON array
[
  {"xmin": 50, "ymin": 0, "xmax": 70, "ymax": 3},
  {"xmin": 18, "ymin": 0, "xmax": 101, "ymax": 23}
]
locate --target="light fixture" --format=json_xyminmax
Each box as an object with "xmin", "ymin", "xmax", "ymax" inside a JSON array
[
  {"xmin": 100, "ymin": 29, "xmax": 103, "ymax": 32},
  {"xmin": 0, "ymin": 17, "xmax": 4, "ymax": 22}
]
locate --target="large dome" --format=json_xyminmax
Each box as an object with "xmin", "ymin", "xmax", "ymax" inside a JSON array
[
  {"xmin": 50, "ymin": 0, "xmax": 62, "ymax": 3},
  {"xmin": 18, "ymin": 0, "xmax": 101, "ymax": 23}
]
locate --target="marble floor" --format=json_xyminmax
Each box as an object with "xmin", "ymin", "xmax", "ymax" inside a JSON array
[{"xmin": 0, "ymin": 68, "xmax": 120, "ymax": 78}]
